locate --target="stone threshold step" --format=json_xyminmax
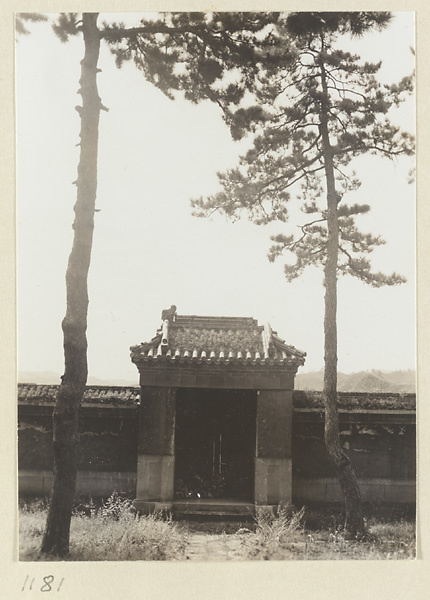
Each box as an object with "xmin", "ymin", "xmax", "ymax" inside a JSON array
[
  {"xmin": 174, "ymin": 510, "xmax": 253, "ymax": 517},
  {"xmin": 173, "ymin": 503, "xmax": 254, "ymax": 515}
]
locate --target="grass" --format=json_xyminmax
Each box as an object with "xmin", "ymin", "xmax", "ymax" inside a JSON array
[
  {"xmin": 237, "ymin": 507, "xmax": 416, "ymax": 560},
  {"xmin": 19, "ymin": 497, "xmax": 416, "ymax": 561},
  {"xmin": 19, "ymin": 494, "xmax": 188, "ymax": 561},
  {"xmin": 238, "ymin": 506, "xmax": 308, "ymax": 560}
]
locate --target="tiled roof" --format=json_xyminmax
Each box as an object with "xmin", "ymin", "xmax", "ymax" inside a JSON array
[
  {"xmin": 293, "ymin": 390, "xmax": 416, "ymax": 411},
  {"xmin": 18, "ymin": 384, "xmax": 140, "ymax": 406},
  {"xmin": 18, "ymin": 384, "xmax": 416, "ymax": 411},
  {"xmin": 130, "ymin": 309, "xmax": 306, "ymax": 367}
]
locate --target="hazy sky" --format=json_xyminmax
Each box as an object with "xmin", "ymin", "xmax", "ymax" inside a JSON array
[{"xmin": 16, "ymin": 12, "xmax": 415, "ymax": 382}]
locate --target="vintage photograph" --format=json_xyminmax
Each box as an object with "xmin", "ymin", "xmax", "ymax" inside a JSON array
[{"xmin": 16, "ymin": 11, "xmax": 416, "ymax": 562}]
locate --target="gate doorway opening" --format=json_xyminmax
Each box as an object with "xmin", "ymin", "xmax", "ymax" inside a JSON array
[{"xmin": 175, "ymin": 389, "xmax": 257, "ymax": 501}]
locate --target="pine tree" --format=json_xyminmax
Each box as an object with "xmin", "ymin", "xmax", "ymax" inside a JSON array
[
  {"xmin": 192, "ymin": 12, "xmax": 414, "ymax": 536},
  {"xmin": 17, "ymin": 10, "xmax": 282, "ymax": 558}
]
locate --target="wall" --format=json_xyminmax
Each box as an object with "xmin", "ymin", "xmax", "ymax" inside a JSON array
[
  {"xmin": 291, "ymin": 391, "xmax": 416, "ymax": 505},
  {"xmin": 18, "ymin": 385, "xmax": 140, "ymax": 497},
  {"xmin": 17, "ymin": 385, "xmax": 416, "ymax": 505}
]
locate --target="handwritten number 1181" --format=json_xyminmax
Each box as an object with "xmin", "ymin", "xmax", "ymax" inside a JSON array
[{"xmin": 22, "ymin": 576, "xmax": 65, "ymax": 592}]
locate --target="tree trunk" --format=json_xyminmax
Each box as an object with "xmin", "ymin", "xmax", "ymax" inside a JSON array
[
  {"xmin": 319, "ymin": 59, "xmax": 365, "ymax": 537},
  {"xmin": 41, "ymin": 13, "xmax": 101, "ymax": 557}
]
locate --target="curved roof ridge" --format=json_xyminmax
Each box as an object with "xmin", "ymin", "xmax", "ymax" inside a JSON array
[{"xmin": 131, "ymin": 308, "xmax": 306, "ymax": 367}]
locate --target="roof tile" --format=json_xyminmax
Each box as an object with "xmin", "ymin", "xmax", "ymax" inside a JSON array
[
  {"xmin": 131, "ymin": 309, "xmax": 306, "ymax": 368},
  {"xmin": 18, "ymin": 383, "xmax": 140, "ymax": 406}
]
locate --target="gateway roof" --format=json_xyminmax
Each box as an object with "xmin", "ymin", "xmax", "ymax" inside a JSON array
[{"xmin": 130, "ymin": 307, "xmax": 306, "ymax": 367}]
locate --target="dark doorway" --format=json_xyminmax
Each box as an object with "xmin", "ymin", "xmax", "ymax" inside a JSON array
[{"xmin": 175, "ymin": 389, "xmax": 257, "ymax": 501}]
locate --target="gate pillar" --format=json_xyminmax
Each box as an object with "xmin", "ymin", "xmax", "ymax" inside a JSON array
[
  {"xmin": 134, "ymin": 386, "xmax": 176, "ymax": 513},
  {"xmin": 254, "ymin": 389, "xmax": 293, "ymax": 509}
]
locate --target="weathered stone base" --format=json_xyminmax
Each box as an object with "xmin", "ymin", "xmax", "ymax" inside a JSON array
[
  {"xmin": 293, "ymin": 477, "xmax": 416, "ymax": 505},
  {"xmin": 254, "ymin": 457, "xmax": 293, "ymax": 506},
  {"xmin": 18, "ymin": 470, "xmax": 417, "ymax": 506},
  {"xmin": 136, "ymin": 454, "xmax": 174, "ymax": 503},
  {"xmin": 19, "ymin": 469, "xmax": 136, "ymax": 497}
]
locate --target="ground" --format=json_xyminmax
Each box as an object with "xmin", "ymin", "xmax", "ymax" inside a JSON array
[
  {"xmin": 19, "ymin": 498, "xmax": 416, "ymax": 561},
  {"xmin": 178, "ymin": 515, "xmax": 415, "ymax": 561}
]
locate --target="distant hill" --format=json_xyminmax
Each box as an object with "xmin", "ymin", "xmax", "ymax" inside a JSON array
[
  {"xmin": 18, "ymin": 369, "xmax": 416, "ymax": 393},
  {"xmin": 18, "ymin": 371, "xmax": 137, "ymax": 387},
  {"xmin": 295, "ymin": 369, "xmax": 415, "ymax": 393},
  {"xmin": 370, "ymin": 370, "xmax": 416, "ymax": 389},
  {"xmin": 18, "ymin": 371, "xmax": 62, "ymax": 385}
]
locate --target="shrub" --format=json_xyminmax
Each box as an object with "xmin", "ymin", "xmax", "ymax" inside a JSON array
[
  {"xmin": 99, "ymin": 492, "xmax": 133, "ymax": 521},
  {"xmin": 241, "ymin": 506, "xmax": 306, "ymax": 560},
  {"xmin": 236, "ymin": 508, "xmax": 416, "ymax": 560},
  {"xmin": 19, "ymin": 496, "xmax": 188, "ymax": 561}
]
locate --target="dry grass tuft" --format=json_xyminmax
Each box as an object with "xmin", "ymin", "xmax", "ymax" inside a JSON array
[
  {"xmin": 20, "ymin": 494, "xmax": 188, "ymax": 561},
  {"xmin": 237, "ymin": 508, "xmax": 416, "ymax": 560},
  {"xmin": 19, "ymin": 498, "xmax": 416, "ymax": 561},
  {"xmin": 240, "ymin": 506, "xmax": 306, "ymax": 560}
]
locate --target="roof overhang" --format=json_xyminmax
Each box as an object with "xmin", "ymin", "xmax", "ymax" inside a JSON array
[{"xmin": 131, "ymin": 307, "xmax": 306, "ymax": 389}]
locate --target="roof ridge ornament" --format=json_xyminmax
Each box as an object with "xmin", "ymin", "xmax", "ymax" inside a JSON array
[
  {"xmin": 161, "ymin": 305, "xmax": 177, "ymax": 322},
  {"xmin": 161, "ymin": 319, "xmax": 169, "ymax": 354},
  {"xmin": 262, "ymin": 321, "xmax": 275, "ymax": 359},
  {"xmin": 130, "ymin": 308, "xmax": 306, "ymax": 367}
]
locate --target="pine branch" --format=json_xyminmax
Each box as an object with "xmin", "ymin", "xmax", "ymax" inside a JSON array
[
  {"xmin": 16, "ymin": 13, "xmax": 48, "ymax": 36},
  {"xmin": 339, "ymin": 246, "xmax": 406, "ymax": 286}
]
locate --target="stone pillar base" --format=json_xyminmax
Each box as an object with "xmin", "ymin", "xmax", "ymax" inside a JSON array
[
  {"xmin": 254, "ymin": 457, "xmax": 293, "ymax": 506},
  {"xmin": 136, "ymin": 454, "xmax": 175, "ymax": 502}
]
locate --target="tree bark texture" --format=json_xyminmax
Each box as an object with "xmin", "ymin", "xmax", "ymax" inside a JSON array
[
  {"xmin": 41, "ymin": 13, "xmax": 101, "ymax": 557},
  {"xmin": 319, "ymin": 59, "xmax": 364, "ymax": 537}
]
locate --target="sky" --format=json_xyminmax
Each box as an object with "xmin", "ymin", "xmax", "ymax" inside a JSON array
[{"xmin": 16, "ymin": 12, "xmax": 416, "ymax": 383}]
